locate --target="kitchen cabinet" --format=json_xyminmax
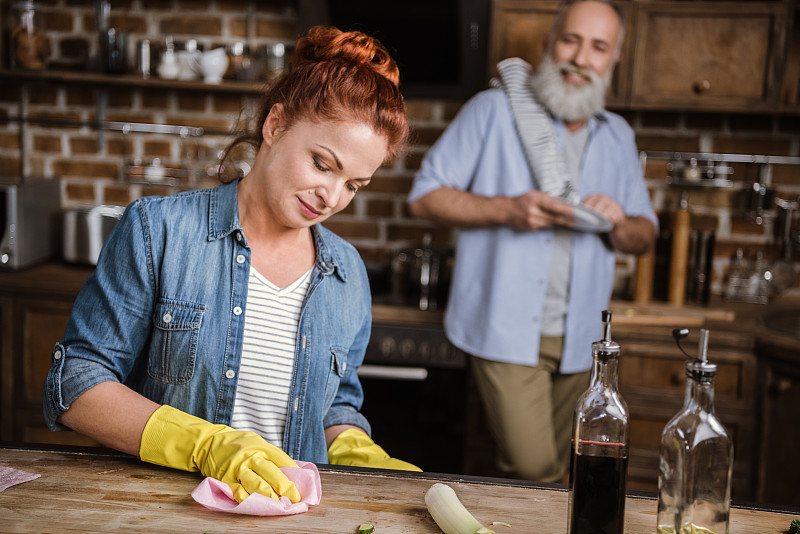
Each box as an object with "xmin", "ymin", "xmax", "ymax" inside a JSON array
[
  {"xmin": 629, "ymin": 2, "xmax": 789, "ymax": 111},
  {"xmin": 752, "ymin": 309, "xmax": 800, "ymax": 507},
  {"xmin": 487, "ymin": 0, "xmax": 793, "ymax": 112},
  {"xmin": 780, "ymin": 7, "xmax": 800, "ymax": 111},
  {"xmin": 0, "ymin": 263, "xmax": 97, "ymax": 446},
  {"xmin": 755, "ymin": 352, "xmax": 800, "ymax": 507}
]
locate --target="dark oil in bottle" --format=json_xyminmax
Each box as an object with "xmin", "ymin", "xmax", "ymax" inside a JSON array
[{"xmin": 569, "ymin": 450, "xmax": 628, "ymax": 534}]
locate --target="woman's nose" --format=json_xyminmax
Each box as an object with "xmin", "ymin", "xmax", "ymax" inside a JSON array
[{"xmin": 315, "ymin": 181, "xmax": 343, "ymax": 208}]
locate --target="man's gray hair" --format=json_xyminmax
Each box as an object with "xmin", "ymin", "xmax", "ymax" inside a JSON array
[{"xmin": 547, "ymin": 0, "xmax": 626, "ymax": 54}]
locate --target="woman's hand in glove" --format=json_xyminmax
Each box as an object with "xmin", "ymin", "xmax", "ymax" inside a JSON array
[
  {"xmin": 139, "ymin": 405, "xmax": 301, "ymax": 503},
  {"xmin": 327, "ymin": 428, "xmax": 422, "ymax": 471}
]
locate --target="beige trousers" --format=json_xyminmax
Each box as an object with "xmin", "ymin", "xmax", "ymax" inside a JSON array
[{"xmin": 471, "ymin": 337, "xmax": 591, "ymax": 483}]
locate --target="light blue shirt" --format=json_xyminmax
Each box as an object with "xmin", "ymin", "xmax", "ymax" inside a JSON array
[
  {"xmin": 408, "ymin": 89, "xmax": 657, "ymax": 373},
  {"xmin": 43, "ymin": 179, "xmax": 372, "ymax": 463}
]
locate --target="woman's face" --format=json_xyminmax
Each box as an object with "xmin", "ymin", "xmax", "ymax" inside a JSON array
[{"xmin": 256, "ymin": 108, "xmax": 389, "ymax": 229}]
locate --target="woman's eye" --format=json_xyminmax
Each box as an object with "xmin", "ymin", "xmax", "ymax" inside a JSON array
[
  {"xmin": 346, "ymin": 182, "xmax": 359, "ymax": 193},
  {"xmin": 312, "ymin": 155, "xmax": 329, "ymax": 172}
]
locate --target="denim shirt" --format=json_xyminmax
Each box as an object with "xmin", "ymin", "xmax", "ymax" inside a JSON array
[
  {"xmin": 408, "ymin": 89, "xmax": 657, "ymax": 373},
  {"xmin": 43, "ymin": 179, "xmax": 372, "ymax": 463}
]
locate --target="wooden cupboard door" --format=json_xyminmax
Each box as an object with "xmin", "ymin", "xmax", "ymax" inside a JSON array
[
  {"xmin": 488, "ymin": 0, "xmax": 559, "ymax": 78},
  {"xmin": 21, "ymin": 299, "xmax": 72, "ymax": 405},
  {"xmin": 780, "ymin": 9, "xmax": 800, "ymax": 110},
  {"xmin": 17, "ymin": 297, "xmax": 98, "ymax": 446},
  {"xmin": 488, "ymin": 0, "xmax": 631, "ymax": 107},
  {"xmin": 630, "ymin": 2, "xmax": 788, "ymax": 110},
  {"xmin": 755, "ymin": 349, "xmax": 800, "ymax": 507},
  {"xmin": 0, "ymin": 297, "xmax": 13, "ymax": 441}
]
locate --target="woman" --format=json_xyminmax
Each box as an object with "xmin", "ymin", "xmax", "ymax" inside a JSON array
[{"xmin": 43, "ymin": 26, "xmax": 416, "ymax": 504}]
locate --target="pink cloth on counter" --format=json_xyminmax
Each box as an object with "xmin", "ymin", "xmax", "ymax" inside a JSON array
[
  {"xmin": 0, "ymin": 466, "xmax": 41, "ymax": 492},
  {"xmin": 191, "ymin": 460, "xmax": 321, "ymax": 516}
]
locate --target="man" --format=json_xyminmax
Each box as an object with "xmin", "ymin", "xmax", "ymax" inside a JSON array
[{"xmin": 407, "ymin": 0, "xmax": 657, "ymax": 483}]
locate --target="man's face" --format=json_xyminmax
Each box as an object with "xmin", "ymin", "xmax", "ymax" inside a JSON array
[{"xmin": 550, "ymin": 0, "xmax": 621, "ymax": 85}]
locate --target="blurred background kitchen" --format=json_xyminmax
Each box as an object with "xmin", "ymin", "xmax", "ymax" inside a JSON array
[{"xmin": 0, "ymin": 0, "xmax": 799, "ymax": 509}]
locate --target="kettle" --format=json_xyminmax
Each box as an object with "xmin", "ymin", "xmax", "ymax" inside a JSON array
[{"xmin": 391, "ymin": 233, "xmax": 452, "ymax": 311}]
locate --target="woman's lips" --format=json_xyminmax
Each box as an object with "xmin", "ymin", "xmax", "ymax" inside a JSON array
[{"xmin": 298, "ymin": 198, "xmax": 323, "ymax": 219}]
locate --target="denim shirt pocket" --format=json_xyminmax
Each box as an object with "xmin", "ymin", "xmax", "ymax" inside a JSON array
[
  {"xmin": 323, "ymin": 346, "xmax": 349, "ymax": 407},
  {"xmin": 148, "ymin": 299, "xmax": 205, "ymax": 384}
]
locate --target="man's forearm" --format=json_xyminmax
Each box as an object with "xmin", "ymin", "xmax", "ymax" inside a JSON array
[
  {"xmin": 609, "ymin": 216, "xmax": 656, "ymax": 255},
  {"xmin": 408, "ymin": 187, "xmax": 515, "ymax": 228}
]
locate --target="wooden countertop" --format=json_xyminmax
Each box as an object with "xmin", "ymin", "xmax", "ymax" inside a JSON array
[
  {"xmin": 373, "ymin": 300, "xmax": 736, "ymax": 327},
  {"xmin": 1, "ymin": 446, "xmax": 797, "ymax": 533}
]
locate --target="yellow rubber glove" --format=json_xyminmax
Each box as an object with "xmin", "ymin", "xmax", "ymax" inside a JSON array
[
  {"xmin": 327, "ymin": 428, "xmax": 422, "ymax": 471},
  {"xmin": 139, "ymin": 405, "xmax": 301, "ymax": 503}
]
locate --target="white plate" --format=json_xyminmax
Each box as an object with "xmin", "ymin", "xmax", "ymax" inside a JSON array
[{"xmin": 572, "ymin": 203, "xmax": 613, "ymax": 233}]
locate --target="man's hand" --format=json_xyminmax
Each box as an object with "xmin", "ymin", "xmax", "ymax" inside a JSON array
[
  {"xmin": 508, "ymin": 190, "xmax": 576, "ymax": 231},
  {"xmin": 583, "ymin": 193, "xmax": 655, "ymax": 255},
  {"xmin": 582, "ymin": 193, "xmax": 625, "ymax": 227}
]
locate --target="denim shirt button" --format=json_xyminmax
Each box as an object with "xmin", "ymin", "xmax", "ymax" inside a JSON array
[
  {"xmin": 236, "ymin": 254, "xmax": 246, "ymax": 264},
  {"xmin": 225, "ymin": 369, "xmax": 236, "ymax": 379},
  {"xmin": 235, "ymin": 232, "xmax": 243, "ymax": 242},
  {"xmin": 163, "ymin": 312, "xmax": 172, "ymax": 323},
  {"xmin": 233, "ymin": 306, "xmax": 242, "ymax": 316},
  {"xmin": 54, "ymin": 350, "xmax": 62, "ymax": 360}
]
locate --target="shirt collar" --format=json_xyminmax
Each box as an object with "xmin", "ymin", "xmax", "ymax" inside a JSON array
[
  {"xmin": 207, "ymin": 179, "xmax": 347, "ymax": 282},
  {"xmin": 207, "ymin": 179, "xmax": 241, "ymax": 241}
]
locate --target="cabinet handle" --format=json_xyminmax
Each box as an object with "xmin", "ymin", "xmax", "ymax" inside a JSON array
[{"xmin": 693, "ymin": 80, "xmax": 711, "ymax": 94}]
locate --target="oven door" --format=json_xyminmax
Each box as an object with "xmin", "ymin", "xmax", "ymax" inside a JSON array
[{"xmin": 357, "ymin": 323, "xmax": 467, "ymax": 475}]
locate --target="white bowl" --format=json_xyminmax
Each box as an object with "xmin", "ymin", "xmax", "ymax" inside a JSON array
[{"xmin": 198, "ymin": 48, "xmax": 229, "ymax": 84}]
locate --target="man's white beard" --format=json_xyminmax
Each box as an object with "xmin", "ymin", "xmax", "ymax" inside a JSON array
[{"xmin": 530, "ymin": 55, "xmax": 613, "ymax": 122}]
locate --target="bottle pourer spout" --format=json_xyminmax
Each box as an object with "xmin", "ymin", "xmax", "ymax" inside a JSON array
[
  {"xmin": 602, "ymin": 310, "xmax": 612, "ymax": 342},
  {"xmin": 698, "ymin": 329, "xmax": 709, "ymax": 362}
]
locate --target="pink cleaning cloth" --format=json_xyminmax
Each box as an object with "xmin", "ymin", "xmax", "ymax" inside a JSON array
[
  {"xmin": 191, "ymin": 460, "xmax": 321, "ymax": 516},
  {"xmin": 0, "ymin": 466, "xmax": 41, "ymax": 492}
]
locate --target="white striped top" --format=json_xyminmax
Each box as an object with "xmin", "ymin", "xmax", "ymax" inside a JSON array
[{"xmin": 230, "ymin": 266, "xmax": 312, "ymax": 447}]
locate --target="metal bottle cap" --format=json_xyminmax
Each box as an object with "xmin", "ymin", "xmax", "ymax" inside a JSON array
[
  {"xmin": 592, "ymin": 310, "xmax": 620, "ymax": 360},
  {"xmin": 686, "ymin": 328, "xmax": 717, "ymax": 380}
]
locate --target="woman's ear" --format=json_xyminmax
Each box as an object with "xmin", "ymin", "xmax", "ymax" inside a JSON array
[{"xmin": 262, "ymin": 103, "xmax": 286, "ymax": 147}]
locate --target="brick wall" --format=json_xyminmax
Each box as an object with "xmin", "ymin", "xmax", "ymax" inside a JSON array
[{"xmin": 2, "ymin": 0, "xmax": 800, "ymax": 301}]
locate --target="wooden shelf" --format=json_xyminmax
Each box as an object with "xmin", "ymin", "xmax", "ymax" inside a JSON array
[{"xmin": 0, "ymin": 68, "xmax": 268, "ymax": 95}]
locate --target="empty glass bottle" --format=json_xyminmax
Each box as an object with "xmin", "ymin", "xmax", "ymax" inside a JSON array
[
  {"xmin": 657, "ymin": 328, "xmax": 733, "ymax": 534},
  {"xmin": 568, "ymin": 310, "xmax": 629, "ymax": 534}
]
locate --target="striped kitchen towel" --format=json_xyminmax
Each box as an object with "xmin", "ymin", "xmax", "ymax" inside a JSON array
[{"xmin": 491, "ymin": 57, "xmax": 578, "ymax": 205}]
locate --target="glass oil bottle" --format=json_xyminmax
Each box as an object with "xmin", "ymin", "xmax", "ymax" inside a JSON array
[
  {"xmin": 568, "ymin": 310, "xmax": 629, "ymax": 534},
  {"xmin": 657, "ymin": 328, "xmax": 733, "ymax": 534}
]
